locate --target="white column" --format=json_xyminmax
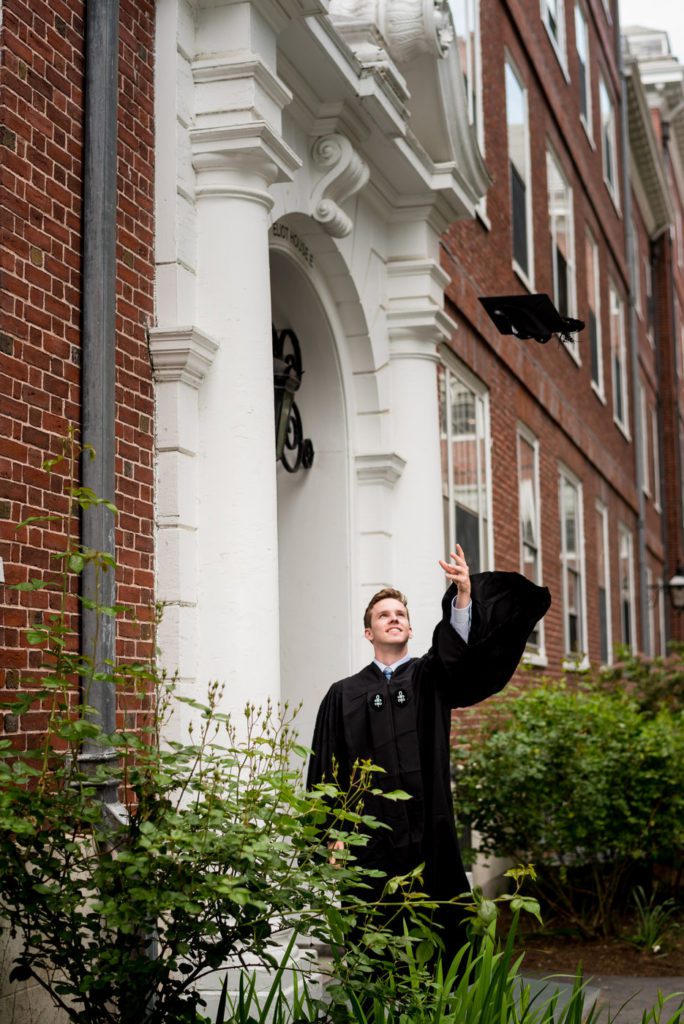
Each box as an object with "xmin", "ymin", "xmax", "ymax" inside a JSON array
[
  {"xmin": 189, "ymin": 7, "xmax": 301, "ymax": 711},
  {"xmin": 386, "ymin": 257, "xmax": 456, "ymax": 651}
]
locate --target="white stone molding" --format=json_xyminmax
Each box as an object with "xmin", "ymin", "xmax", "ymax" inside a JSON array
[
  {"xmin": 329, "ymin": 0, "xmax": 451, "ymax": 67},
  {"xmin": 148, "ymin": 326, "xmax": 219, "ymax": 389},
  {"xmin": 386, "ymin": 258, "xmax": 456, "ymax": 351},
  {"xmin": 355, "ymin": 451, "xmax": 406, "ymax": 486},
  {"xmin": 191, "ymin": 123, "xmax": 302, "ymax": 206},
  {"xmin": 310, "ymin": 134, "xmax": 370, "ymax": 237}
]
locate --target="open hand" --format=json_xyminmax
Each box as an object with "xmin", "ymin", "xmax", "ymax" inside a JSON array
[{"xmin": 438, "ymin": 544, "xmax": 471, "ymax": 608}]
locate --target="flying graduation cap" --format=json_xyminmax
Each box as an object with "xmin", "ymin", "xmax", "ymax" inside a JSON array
[{"xmin": 479, "ymin": 293, "xmax": 584, "ymax": 345}]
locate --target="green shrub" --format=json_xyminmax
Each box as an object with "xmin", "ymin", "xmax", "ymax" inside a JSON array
[
  {"xmin": 599, "ymin": 643, "xmax": 684, "ymax": 717},
  {"xmin": 452, "ymin": 681, "xmax": 684, "ymax": 936}
]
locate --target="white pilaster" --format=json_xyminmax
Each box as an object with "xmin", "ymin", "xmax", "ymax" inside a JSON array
[
  {"xmin": 386, "ymin": 255, "xmax": 455, "ymax": 651},
  {"xmin": 149, "ymin": 326, "xmax": 219, "ymax": 739}
]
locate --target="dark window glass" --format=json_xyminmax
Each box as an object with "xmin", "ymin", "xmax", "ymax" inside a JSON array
[
  {"xmin": 578, "ymin": 57, "xmax": 588, "ymax": 121},
  {"xmin": 556, "ymin": 247, "xmax": 568, "ymax": 316},
  {"xmin": 598, "ymin": 586, "xmax": 608, "ymax": 663},
  {"xmin": 614, "ymin": 353, "xmax": 623, "ymax": 422},
  {"xmin": 589, "ymin": 309, "xmax": 599, "ymax": 385},
  {"xmin": 455, "ymin": 503, "xmax": 480, "ymax": 575},
  {"xmin": 511, "ymin": 163, "xmax": 528, "ymax": 274}
]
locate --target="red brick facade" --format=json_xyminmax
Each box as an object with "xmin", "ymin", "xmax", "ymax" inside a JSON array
[
  {"xmin": 442, "ymin": 0, "xmax": 684, "ymax": 667},
  {"xmin": 0, "ymin": 0, "xmax": 156, "ymax": 749}
]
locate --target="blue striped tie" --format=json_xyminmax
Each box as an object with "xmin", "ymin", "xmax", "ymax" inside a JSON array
[{"xmin": 383, "ymin": 667, "xmax": 393, "ymax": 682}]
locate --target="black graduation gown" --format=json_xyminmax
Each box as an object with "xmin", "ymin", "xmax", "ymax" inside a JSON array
[{"xmin": 306, "ymin": 571, "xmax": 551, "ymax": 960}]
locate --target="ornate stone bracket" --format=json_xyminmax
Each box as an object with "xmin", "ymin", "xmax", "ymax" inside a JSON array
[
  {"xmin": 329, "ymin": 0, "xmax": 453, "ymax": 66},
  {"xmin": 310, "ymin": 134, "xmax": 370, "ymax": 237},
  {"xmin": 148, "ymin": 326, "xmax": 219, "ymax": 389}
]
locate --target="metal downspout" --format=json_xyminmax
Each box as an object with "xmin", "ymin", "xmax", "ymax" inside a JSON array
[
  {"xmin": 79, "ymin": 0, "xmax": 121, "ymax": 807},
  {"xmin": 618, "ymin": 38, "xmax": 650, "ymax": 654}
]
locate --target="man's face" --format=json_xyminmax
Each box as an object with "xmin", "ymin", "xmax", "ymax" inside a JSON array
[{"xmin": 364, "ymin": 598, "xmax": 412, "ymax": 650}]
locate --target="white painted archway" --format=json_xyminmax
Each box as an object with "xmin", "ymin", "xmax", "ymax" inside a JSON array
[{"xmin": 270, "ymin": 224, "xmax": 368, "ymax": 747}]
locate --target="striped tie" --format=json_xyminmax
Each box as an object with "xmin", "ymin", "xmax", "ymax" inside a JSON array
[{"xmin": 383, "ymin": 667, "xmax": 393, "ymax": 682}]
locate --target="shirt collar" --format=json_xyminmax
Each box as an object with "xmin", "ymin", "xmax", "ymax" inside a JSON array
[{"xmin": 373, "ymin": 652, "xmax": 412, "ymax": 674}]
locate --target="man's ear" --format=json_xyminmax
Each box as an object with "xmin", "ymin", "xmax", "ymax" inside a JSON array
[{"xmin": 364, "ymin": 627, "xmax": 373, "ymax": 643}]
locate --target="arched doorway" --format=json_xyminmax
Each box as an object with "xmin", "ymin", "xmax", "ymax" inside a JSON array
[{"xmin": 269, "ymin": 239, "xmax": 352, "ymax": 749}]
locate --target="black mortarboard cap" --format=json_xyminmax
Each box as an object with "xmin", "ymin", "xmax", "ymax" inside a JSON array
[{"xmin": 478, "ymin": 293, "xmax": 585, "ymax": 344}]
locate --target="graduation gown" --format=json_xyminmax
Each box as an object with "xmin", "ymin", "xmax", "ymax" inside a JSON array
[{"xmin": 306, "ymin": 572, "xmax": 551, "ymax": 959}]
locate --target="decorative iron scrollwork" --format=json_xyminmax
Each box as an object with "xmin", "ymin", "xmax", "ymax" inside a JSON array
[{"xmin": 272, "ymin": 326, "xmax": 315, "ymax": 474}]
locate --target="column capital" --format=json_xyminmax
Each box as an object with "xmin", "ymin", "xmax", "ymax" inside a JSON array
[
  {"xmin": 191, "ymin": 123, "xmax": 301, "ymax": 206},
  {"xmin": 386, "ymin": 257, "xmax": 456, "ymax": 352},
  {"xmin": 149, "ymin": 326, "xmax": 220, "ymax": 388}
]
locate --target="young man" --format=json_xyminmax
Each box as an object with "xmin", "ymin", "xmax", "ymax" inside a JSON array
[{"xmin": 306, "ymin": 546, "xmax": 551, "ymax": 965}]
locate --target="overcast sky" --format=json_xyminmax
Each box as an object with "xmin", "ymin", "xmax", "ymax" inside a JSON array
[{"xmin": 618, "ymin": 0, "xmax": 684, "ymax": 62}]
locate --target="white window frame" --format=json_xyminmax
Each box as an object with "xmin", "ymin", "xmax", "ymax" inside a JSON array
[
  {"xmin": 657, "ymin": 573, "xmax": 666, "ymax": 656},
  {"xmin": 595, "ymin": 500, "xmax": 612, "ymax": 666},
  {"xmin": 632, "ymin": 223, "xmax": 642, "ymax": 316},
  {"xmin": 646, "ymin": 566, "xmax": 656, "ymax": 658},
  {"xmin": 517, "ymin": 424, "xmax": 547, "ymax": 666},
  {"xmin": 449, "ymin": 0, "xmax": 487, "ymax": 223},
  {"xmin": 438, "ymin": 355, "xmax": 493, "ymax": 576},
  {"xmin": 574, "ymin": 2, "xmax": 592, "ymax": 139},
  {"xmin": 609, "ymin": 279, "xmax": 630, "ymax": 437},
  {"xmin": 651, "ymin": 405, "xmax": 661, "ymax": 511},
  {"xmin": 586, "ymin": 228, "xmax": 605, "ymax": 401},
  {"xmin": 599, "ymin": 75, "xmax": 620, "ymax": 208},
  {"xmin": 505, "ymin": 54, "xmax": 534, "ymax": 288},
  {"xmin": 541, "ymin": 0, "xmax": 568, "ymax": 74},
  {"xmin": 617, "ymin": 524, "xmax": 637, "ymax": 654},
  {"xmin": 547, "ymin": 146, "xmax": 578, "ymax": 363},
  {"xmin": 645, "ymin": 257, "xmax": 655, "ymax": 346},
  {"xmin": 639, "ymin": 382, "xmax": 650, "ymax": 496},
  {"xmin": 559, "ymin": 465, "xmax": 589, "ymax": 669}
]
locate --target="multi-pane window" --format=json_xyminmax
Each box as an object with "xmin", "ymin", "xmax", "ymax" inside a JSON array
[
  {"xmin": 618, "ymin": 525, "xmax": 636, "ymax": 651},
  {"xmin": 542, "ymin": 0, "xmax": 566, "ymax": 64},
  {"xmin": 586, "ymin": 230, "xmax": 604, "ymax": 395},
  {"xmin": 651, "ymin": 405, "xmax": 661, "ymax": 509},
  {"xmin": 609, "ymin": 281, "xmax": 629, "ymax": 433},
  {"xmin": 595, "ymin": 502, "xmax": 612, "ymax": 664},
  {"xmin": 559, "ymin": 469, "xmax": 585, "ymax": 660},
  {"xmin": 438, "ymin": 361, "xmax": 491, "ymax": 576},
  {"xmin": 575, "ymin": 4, "xmax": 591, "ymax": 133},
  {"xmin": 645, "ymin": 257, "xmax": 655, "ymax": 343},
  {"xmin": 450, "ymin": 0, "xmax": 483, "ymax": 148},
  {"xmin": 632, "ymin": 224, "xmax": 641, "ymax": 315},
  {"xmin": 518, "ymin": 427, "xmax": 544, "ymax": 656},
  {"xmin": 638, "ymin": 382, "xmax": 650, "ymax": 495},
  {"xmin": 506, "ymin": 58, "xmax": 532, "ymax": 281},
  {"xmin": 599, "ymin": 76, "xmax": 618, "ymax": 202},
  {"xmin": 547, "ymin": 149, "xmax": 577, "ymax": 357}
]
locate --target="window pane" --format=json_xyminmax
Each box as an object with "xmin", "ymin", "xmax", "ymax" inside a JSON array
[
  {"xmin": 439, "ymin": 363, "xmax": 490, "ymax": 577},
  {"xmin": 547, "ymin": 151, "xmax": 573, "ymax": 318},
  {"xmin": 511, "ymin": 164, "xmax": 528, "ymax": 273}
]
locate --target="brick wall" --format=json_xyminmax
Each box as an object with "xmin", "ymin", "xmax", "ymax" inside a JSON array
[
  {"xmin": 0, "ymin": 0, "xmax": 156, "ymax": 750},
  {"xmin": 441, "ymin": 0, "xmax": 654, "ymax": 670}
]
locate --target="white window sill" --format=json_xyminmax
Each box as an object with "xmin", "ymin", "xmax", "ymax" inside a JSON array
[
  {"xmin": 523, "ymin": 650, "xmax": 548, "ymax": 668},
  {"xmin": 562, "ymin": 654, "xmax": 590, "ymax": 673},
  {"xmin": 604, "ymin": 175, "xmax": 622, "ymax": 216},
  {"xmin": 591, "ymin": 380, "xmax": 607, "ymax": 404},
  {"xmin": 512, "ymin": 261, "xmax": 535, "ymax": 293},
  {"xmin": 581, "ymin": 116, "xmax": 595, "ymax": 148},
  {"xmin": 562, "ymin": 340, "xmax": 582, "ymax": 366},
  {"xmin": 476, "ymin": 204, "xmax": 491, "ymax": 231},
  {"xmin": 614, "ymin": 415, "xmax": 631, "ymax": 441},
  {"xmin": 543, "ymin": 21, "xmax": 570, "ymax": 82}
]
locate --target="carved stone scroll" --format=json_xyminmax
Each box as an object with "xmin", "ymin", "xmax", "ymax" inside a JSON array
[{"xmin": 310, "ymin": 134, "xmax": 370, "ymax": 238}]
